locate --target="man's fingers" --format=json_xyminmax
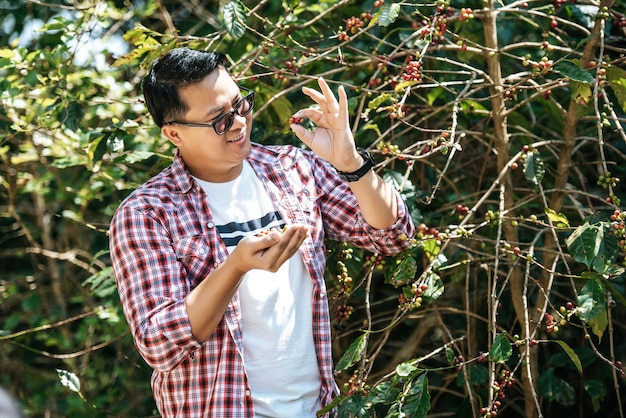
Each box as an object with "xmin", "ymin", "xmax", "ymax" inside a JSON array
[{"xmin": 317, "ymin": 78, "xmax": 339, "ymax": 113}]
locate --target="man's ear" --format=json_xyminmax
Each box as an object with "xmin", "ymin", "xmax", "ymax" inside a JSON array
[{"xmin": 162, "ymin": 124, "xmax": 183, "ymax": 147}]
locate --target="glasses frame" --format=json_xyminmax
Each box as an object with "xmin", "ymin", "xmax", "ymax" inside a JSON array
[{"xmin": 164, "ymin": 86, "xmax": 254, "ymax": 135}]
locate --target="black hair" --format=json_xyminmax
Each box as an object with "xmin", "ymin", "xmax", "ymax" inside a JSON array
[{"xmin": 142, "ymin": 47, "xmax": 227, "ymax": 127}]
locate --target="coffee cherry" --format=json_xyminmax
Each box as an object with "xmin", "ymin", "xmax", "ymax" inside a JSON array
[{"xmin": 289, "ymin": 116, "xmax": 305, "ymax": 124}]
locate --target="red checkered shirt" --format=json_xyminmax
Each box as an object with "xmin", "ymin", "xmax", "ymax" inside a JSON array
[{"xmin": 109, "ymin": 143, "xmax": 415, "ymax": 417}]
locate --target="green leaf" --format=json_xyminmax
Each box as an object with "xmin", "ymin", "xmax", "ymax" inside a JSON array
[
  {"xmin": 385, "ymin": 253, "xmax": 417, "ymax": 287},
  {"xmin": 577, "ymin": 276, "xmax": 606, "ymax": 323},
  {"xmin": 422, "ymin": 271, "xmax": 444, "ymax": 302},
  {"xmin": 553, "ymin": 61, "xmax": 595, "ymax": 84},
  {"xmin": 376, "ymin": 3, "xmax": 401, "ymax": 27},
  {"xmin": 551, "ymin": 340, "xmax": 583, "ymax": 374},
  {"xmin": 123, "ymin": 150, "xmax": 156, "ymax": 164},
  {"xmin": 489, "ymin": 333, "xmax": 512, "ymax": 364},
  {"xmin": 394, "ymin": 80, "xmax": 422, "ymax": 92},
  {"xmin": 335, "ymin": 333, "xmax": 368, "ymax": 371},
  {"xmin": 607, "ymin": 66, "xmax": 626, "ymax": 112},
  {"xmin": 524, "ymin": 151, "xmax": 545, "ymax": 185},
  {"xmin": 570, "ymin": 80, "xmax": 593, "ymax": 106},
  {"xmin": 223, "ymin": 1, "xmax": 247, "ymax": 40},
  {"xmin": 368, "ymin": 93, "xmax": 396, "ymax": 110},
  {"xmin": 57, "ymin": 369, "xmax": 81, "ymax": 393},
  {"xmin": 396, "ymin": 362, "xmax": 418, "ymax": 377},
  {"xmin": 545, "ymin": 208, "xmax": 569, "ymax": 228},
  {"xmin": 83, "ymin": 266, "xmax": 117, "ymax": 298},
  {"xmin": 538, "ymin": 368, "xmax": 575, "ymax": 405},
  {"xmin": 584, "ymin": 379, "xmax": 606, "ymax": 413},
  {"xmin": 0, "ymin": 48, "xmax": 15, "ymax": 58},
  {"xmin": 566, "ymin": 222, "xmax": 619, "ymax": 272},
  {"xmin": 588, "ymin": 306, "xmax": 608, "ymax": 341},
  {"xmin": 402, "ymin": 373, "xmax": 430, "ymax": 418},
  {"xmin": 86, "ymin": 134, "xmax": 108, "ymax": 171},
  {"xmin": 445, "ymin": 347, "xmax": 455, "ymax": 365},
  {"xmin": 456, "ymin": 364, "xmax": 489, "ymax": 386},
  {"xmin": 366, "ymin": 381, "xmax": 400, "ymax": 406},
  {"xmin": 599, "ymin": 277, "xmax": 626, "ymax": 308},
  {"xmin": 63, "ymin": 102, "xmax": 84, "ymax": 131},
  {"xmin": 421, "ymin": 239, "xmax": 440, "ymax": 261}
]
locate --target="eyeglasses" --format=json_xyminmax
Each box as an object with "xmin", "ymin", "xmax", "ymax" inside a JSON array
[{"xmin": 164, "ymin": 86, "xmax": 254, "ymax": 135}]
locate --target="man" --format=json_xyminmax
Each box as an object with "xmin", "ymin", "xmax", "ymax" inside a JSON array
[{"xmin": 109, "ymin": 47, "xmax": 414, "ymax": 417}]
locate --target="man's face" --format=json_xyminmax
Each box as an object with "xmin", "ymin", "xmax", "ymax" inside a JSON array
[{"xmin": 162, "ymin": 67, "xmax": 253, "ymax": 183}]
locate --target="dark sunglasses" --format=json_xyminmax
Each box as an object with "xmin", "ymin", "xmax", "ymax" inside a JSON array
[{"xmin": 164, "ymin": 86, "xmax": 254, "ymax": 135}]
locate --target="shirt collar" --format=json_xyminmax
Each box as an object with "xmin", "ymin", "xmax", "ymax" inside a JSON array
[{"xmin": 171, "ymin": 150, "xmax": 195, "ymax": 194}]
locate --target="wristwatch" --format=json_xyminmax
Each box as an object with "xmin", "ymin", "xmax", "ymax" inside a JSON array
[{"xmin": 336, "ymin": 148, "xmax": 375, "ymax": 182}]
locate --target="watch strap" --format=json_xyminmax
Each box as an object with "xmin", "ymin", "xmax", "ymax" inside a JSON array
[{"xmin": 336, "ymin": 148, "xmax": 375, "ymax": 182}]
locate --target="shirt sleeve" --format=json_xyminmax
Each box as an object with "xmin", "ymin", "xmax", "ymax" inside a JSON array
[
  {"xmin": 309, "ymin": 152, "xmax": 416, "ymax": 255},
  {"xmin": 109, "ymin": 201, "xmax": 202, "ymax": 372}
]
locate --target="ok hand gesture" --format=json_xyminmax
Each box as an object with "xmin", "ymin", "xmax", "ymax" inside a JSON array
[{"xmin": 289, "ymin": 78, "xmax": 364, "ymax": 173}]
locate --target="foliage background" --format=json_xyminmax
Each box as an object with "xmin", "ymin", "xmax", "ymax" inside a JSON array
[{"xmin": 1, "ymin": 0, "xmax": 625, "ymax": 417}]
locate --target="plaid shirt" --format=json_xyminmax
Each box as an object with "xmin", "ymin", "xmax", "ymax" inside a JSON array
[{"xmin": 109, "ymin": 143, "xmax": 415, "ymax": 417}]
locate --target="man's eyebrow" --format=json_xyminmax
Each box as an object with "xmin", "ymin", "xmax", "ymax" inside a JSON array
[{"xmin": 205, "ymin": 92, "xmax": 243, "ymax": 120}]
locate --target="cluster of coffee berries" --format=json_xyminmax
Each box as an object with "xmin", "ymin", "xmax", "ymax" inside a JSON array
[
  {"xmin": 481, "ymin": 370, "xmax": 516, "ymax": 416},
  {"xmin": 486, "ymin": 209, "xmax": 499, "ymax": 225},
  {"xmin": 337, "ymin": 244, "xmax": 354, "ymax": 260},
  {"xmin": 401, "ymin": 57, "xmax": 424, "ymax": 82},
  {"xmin": 373, "ymin": 0, "xmax": 385, "ymax": 7},
  {"xmin": 459, "ymin": 7, "xmax": 474, "ymax": 20},
  {"xmin": 367, "ymin": 77, "xmax": 382, "ymax": 87},
  {"xmin": 456, "ymin": 204, "xmax": 469, "ymax": 220},
  {"xmin": 388, "ymin": 103, "xmax": 405, "ymax": 120},
  {"xmin": 337, "ymin": 30, "xmax": 350, "ymax": 42},
  {"xmin": 335, "ymin": 304, "xmax": 354, "ymax": 321},
  {"xmin": 289, "ymin": 116, "xmax": 305, "ymax": 124},
  {"xmin": 559, "ymin": 302, "xmax": 576, "ymax": 321},
  {"xmin": 376, "ymin": 141, "xmax": 400, "ymax": 155},
  {"xmin": 452, "ymin": 354, "xmax": 464, "ymax": 371},
  {"xmin": 365, "ymin": 254, "xmax": 386, "ymax": 271},
  {"xmin": 343, "ymin": 371, "xmax": 369, "ymax": 396},
  {"xmin": 398, "ymin": 288, "xmax": 422, "ymax": 310},
  {"xmin": 610, "ymin": 210, "xmax": 626, "ymax": 252},
  {"xmin": 283, "ymin": 57, "xmax": 300, "ymax": 74},
  {"xmin": 597, "ymin": 6, "xmax": 611, "ymax": 20},
  {"xmin": 535, "ymin": 57, "xmax": 554, "ymax": 75},
  {"xmin": 480, "ymin": 400, "xmax": 502, "ymax": 417},
  {"xmin": 553, "ymin": 0, "xmax": 569, "ymax": 8},
  {"xmin": 598, "ymin": 172, "xmax": 622, "ymax": 205},
  {"xmin": 416, "ymin": 223, "xmax": 441, "ymax": 240},
  {"xmin": 613, "ymin": 14, "xmax": 626, "ymax": 28},
  {"xmin": 543, "ymin": 312, "xmax": 558, "ymax": 333},
  {"xmin": 346, "ymin": 15, "xmax": 365, "ymax": 34},
  {"xmin": 381, "ymin": 137, "xmax": 401, "ymax": 151},
  {"xmin": 598, "ymin": 172, "xmax": 620, "ymax": 189},
  {"xmin": 335, "ymin": 260, "xmax": 354, "ymax": 289}
]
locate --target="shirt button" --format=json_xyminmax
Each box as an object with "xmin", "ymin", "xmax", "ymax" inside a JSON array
[
  {"xmin": 245, "ymin": 390, "xmax": 251, "ymax": 397},
  {"xmin": 207, "ymin": 222, "xmax": 214, "ymax": 228},
  {"xmin": 198, "ymin": 248, "xmax": 206, "ymax": 255}
]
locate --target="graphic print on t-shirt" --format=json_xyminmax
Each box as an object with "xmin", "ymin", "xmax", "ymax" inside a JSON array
[{"xmin": 216, "ymin": 210, "xmax": 284, "ymax": 250}]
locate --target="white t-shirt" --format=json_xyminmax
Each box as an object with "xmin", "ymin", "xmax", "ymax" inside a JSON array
[{"xmin": 194, "ymin": 161, "xmax": 322, "ymax": 417}]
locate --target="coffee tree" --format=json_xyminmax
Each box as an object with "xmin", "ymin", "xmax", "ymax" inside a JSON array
[{"xmin": 1, "ymin": 0, "xmax": 625, "ymax": 416}]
